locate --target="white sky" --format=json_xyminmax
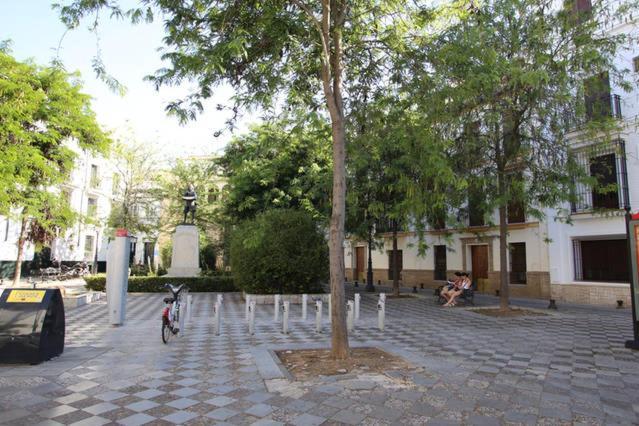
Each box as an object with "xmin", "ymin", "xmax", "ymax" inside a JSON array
[{"xmin": 0, "ymin": 1, "xmax": 252, "ymax": 161}]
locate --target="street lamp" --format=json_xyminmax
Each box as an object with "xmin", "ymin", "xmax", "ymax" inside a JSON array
[{"xmin": 365, "ymin": 211, "xmax": 375, "ymax": 292}]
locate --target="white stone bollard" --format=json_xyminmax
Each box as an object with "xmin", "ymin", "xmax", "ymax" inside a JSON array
[
  {"xmin": 379, "ymin": 293, "xmax": 386, "ymax": 303},
  {"xmin": 328, "ymin": 295, "xmax": 332, "ymax": 323},
  {"xmin": 245, "ymin": 294, "xmax": 251, "ymax": 323},
  {"xmin": 302, "ymin": 294, "xmax": 308, "ymax": 320},
  {"xmin": 213, "ymin": 302, "xmax": 221, "ymax": 336},
  {"xmin": 187, "ymin": 294, "xmax": 193, "ymax": 322},
  {"xmin": 217, "ymin": 294, "xmax": 223, "ymax": 305},
  {"xmin": 282, "ymin": 301, "xmax": 290, "ymax": 334},
  {"xmin": 377, "ymin": 300, "xmax": 385, "ymax": 332},
  {"xmin": 179, "ymin": 299, "xmax": 187, "ymax": 337},
  {"xmin": 248, "ymin": 301, "xmax": 256, "ymax": 335},
  {"xmin": 274, "ymin": 294, "xmax": 281, "ymax": 322},
  {"xmin": 354, "ymin": 293, "xmax": 360, "ymax": 321},
  {"xmin": 347, "ymin": 301, "xmax": 354, "ymax": 332},
  {"xmin": 315, "ymin": 300, "xmax": 323, "ymax": 333}
]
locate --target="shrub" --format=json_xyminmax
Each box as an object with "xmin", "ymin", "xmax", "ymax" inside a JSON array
[
  {"xmin": 130, "ymin": 264, "xmax": 150, "ymax": 276},
  {"xmin": 200, "ymin": 243, "xmax": 217, "ymax": 272},
  {"xmin": 84, "ymin": 274, "xmax": 236, "ymax": 292},
  {"xmin": 230, "ymin": 209, "xmax": 328, "ymax": 294}
]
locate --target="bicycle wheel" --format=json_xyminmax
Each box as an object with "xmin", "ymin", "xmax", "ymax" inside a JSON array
[{"xmin": 162, "ymin": 322, "xmax": 171, "ymax": 344}]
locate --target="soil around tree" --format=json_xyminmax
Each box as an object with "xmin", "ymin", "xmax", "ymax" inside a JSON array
[
  {"xmin": 276, "ymin": 347, "xmax": 412, "ymax": 381},
  {"xmin": 470, "ymin": 307, "xmax": 548, "ymax": 317},
  {"xmin": 385, "ymin": 294, "xmax": 416, "ymax": 299}
]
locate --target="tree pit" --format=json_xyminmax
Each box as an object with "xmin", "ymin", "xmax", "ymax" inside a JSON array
[
  {"xmin": 276, "ymin": 347, "xmax": 411, "ymax": 381},
  {"xmin": 470, "ymin": 307, "xmax": 548, "ymax": 317}
]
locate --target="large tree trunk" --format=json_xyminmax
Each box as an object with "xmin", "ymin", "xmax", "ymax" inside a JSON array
[
  {"xmin": 497, "ymin": 170, "xmax": 510, "ymax": 310},
  {"xmin": 328, "ymin": 114, "xmax": 349, "ymax": 359},
  {"xmin": 392, "ymin": 220, "xmax": 400, "ymax": 297},
  {"xmin": 12, "ymin": 216, "xmax": 28, "ymax": 286}
]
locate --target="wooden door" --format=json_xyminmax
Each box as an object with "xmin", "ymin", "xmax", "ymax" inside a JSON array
[
  {"xmin": 355, "ymin": 246, "xmax": 365, "ymax": 281},
  {"xmin": 471, "ymin": 245, "xmax": 488, "ymax": 279}
]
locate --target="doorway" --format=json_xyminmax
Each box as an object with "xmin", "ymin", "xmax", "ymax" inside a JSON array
[{"xmin": 471, "ymin": 245, "xmax": 488, "ymax": 279}]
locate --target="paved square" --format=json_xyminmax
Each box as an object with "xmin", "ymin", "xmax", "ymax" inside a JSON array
[{"xmin": 1, "ymin": 287, "xmax": 639, "ymax": 425}]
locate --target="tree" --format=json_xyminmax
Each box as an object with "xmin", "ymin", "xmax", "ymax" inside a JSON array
[
  {"xmin": 108, "ymin": 140, "xmax": 162, "ymax": 238},
  {"xmin": 412, "ymin": 0, "xmax": 632, "ymax": 309},
  {"xmin": 0, "ymin": 48, "xmax": 109, "ymax": 284},
  {"xmin": 57, "ymin": 0, "xmax": 412, "ymax": 358},
  {"xmin": 218, "ymin": 116, "xmax": 332, "ymax": 224}
]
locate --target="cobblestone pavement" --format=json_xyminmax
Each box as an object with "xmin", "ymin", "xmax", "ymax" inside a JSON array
[{"xmin": 1, "ymin": 287, "xmax": 639, "ymax": 425}]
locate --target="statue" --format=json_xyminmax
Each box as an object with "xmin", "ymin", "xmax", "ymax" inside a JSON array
[{"xmin": 182, "ymin": 184, "xmax": 197, "ymax": 224}]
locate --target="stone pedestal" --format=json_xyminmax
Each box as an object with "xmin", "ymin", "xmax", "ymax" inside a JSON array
[{"xmin": 167, "ymin": 225, "xmax": 201, "ymax": 277}]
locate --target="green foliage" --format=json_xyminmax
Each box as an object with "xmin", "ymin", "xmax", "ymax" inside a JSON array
[
  {"xmin": 84, "ymin": 274, "xmax": 235, "ymax": 292},
  {"xmin": 130, "ymin": 264, "xmax": 150, "ymax": 277},
  {"xmin": 107, "ymin": 139, "xmax": 161, "ymax": 237},
  {"xmin": 218, "ymin": 116, "xmax": 332, "ymax": 224},
  {"xmin": 0, "ymin": 50, "xmax": 109, "ymax": 278},
  {"xmin": 200, "ymin": 243, "xmax": 217, "ymax": 272},
  {"xmin": 230, "ymin": 209, "xmax": 327, "ymax": 294}
]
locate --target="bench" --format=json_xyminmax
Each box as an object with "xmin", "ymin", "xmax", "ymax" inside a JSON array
[{"xmin": 435, "ymin": 280, "xmax": 477, "ymax": 306}]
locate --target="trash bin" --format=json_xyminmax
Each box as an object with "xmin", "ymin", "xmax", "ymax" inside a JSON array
[{"xmin": 0, "ymin": 288, "xmax": 65, "ymax": 364}]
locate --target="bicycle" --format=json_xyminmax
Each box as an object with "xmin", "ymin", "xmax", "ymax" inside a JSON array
[{"xmin": 161, "ymin": 283, "xmax": 188, "ymax": 343}]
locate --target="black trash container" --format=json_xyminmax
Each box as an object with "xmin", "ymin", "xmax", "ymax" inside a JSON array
[{"xmin": 0, "ymin": 288, "xmax": 65, "ymax": 364}]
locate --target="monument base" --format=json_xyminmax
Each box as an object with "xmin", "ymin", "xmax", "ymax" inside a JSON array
[{"xmin": 167, "ymin": 224, "xmax": 201, "ymax": 277}]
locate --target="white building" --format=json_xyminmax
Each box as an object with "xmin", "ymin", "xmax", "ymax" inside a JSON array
[
  {"xmin": 546, "ymin": 4, "xmax": 639, "ymax": 305},
  {"xmin": 0, "ymin": 139, "xmax": 160, "ymax": 279}
]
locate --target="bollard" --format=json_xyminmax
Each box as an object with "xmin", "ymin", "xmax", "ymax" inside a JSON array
[
  {"xmin": 328, "ymin": 296, "xmax": 332, "ymax": 323},
  {"xmin": 377, "ymin": 300, "xmax": 385, "ymax": 331},
  {"xmin": 274, "ymin": 294, "xmax": 281, "ymax": 322},
  {"xmin": 213, "ymin": 302, "xmax": 221, "ymax": 336},
  {"xmin": 245, "ymin": 294, "xmax": 251, "ymax": 322},
  {"xmin": 248, "ymin": 301, "xmax": 256, "ymax": 335},
  {"xmin": 179, "ymin": 298, "xmax": 187, "ymax": 337},
  {"xmin": 354, "ymin": 293, "xmax": 360, "ymax": 321},
  {"xmin": 217, "ymin": 294, "xmax": 223, "ymax": 305},
  {"xmin": 187, "ymin": 294, "xmax": 193, "ymax": 322},
  {"xmin": 354, "ymin": 280, "xmax": 359, "ymax": 287},
  {"xmin": 282, "ymin": 301, "xmax": 290, "ymax": 334},
  {"xmin": 302, "ymin": 294, "xmax": 308, "ymax": 320},
  {"xmin": 315, "ymin": 300, "xmax": 323, "ymax": 333},
  {"xmin": 379, "ymin": 293, "xmax": 386, "ymax": 303},
  {"xmin": 347, "ymin": 301, "xmax": 354, "ymax": 332}
]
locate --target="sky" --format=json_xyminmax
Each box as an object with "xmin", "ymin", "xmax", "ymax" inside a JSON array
[{"xmin": 0, "ymin": 1, "xmax": 250, "ymax": 161}]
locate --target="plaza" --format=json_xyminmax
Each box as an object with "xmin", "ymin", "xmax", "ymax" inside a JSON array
[{"xmin": 1, "ymin": 286, "xmax": 639, "ymax": 426}]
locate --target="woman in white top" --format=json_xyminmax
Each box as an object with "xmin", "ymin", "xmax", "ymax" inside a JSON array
[{"xmin": 443, "ymin": 273, "xmax": 471, "ymax": 307}]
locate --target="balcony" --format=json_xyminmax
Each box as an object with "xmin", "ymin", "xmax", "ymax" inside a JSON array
[{"xmin": 563, "ymin": 94, "xmax": 622, "ymax": 131}]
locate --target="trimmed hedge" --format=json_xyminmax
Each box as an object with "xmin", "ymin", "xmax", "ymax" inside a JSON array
[
  {"xmin": 84, "ymin": 274, "xmax": 236, "ymax": 293},
  {"xmin": 230, "ymin": 209, "xmax": 328, "ymax": 294}
]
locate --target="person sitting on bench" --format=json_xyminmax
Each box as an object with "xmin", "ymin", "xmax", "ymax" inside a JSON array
[
  {"xmin": 443, "ymin": 273, "xmax": 471, "ymax": 307},
  {"xmin": 440, "ymin": 272, "xmax": 463, "ymax": 304}
]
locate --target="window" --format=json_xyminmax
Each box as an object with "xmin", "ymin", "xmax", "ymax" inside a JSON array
[
  {"xmin": 62, "ymin": 190, "xmax": 72, "ymax": 207},
  {"xmin": 84, "ymin": 235, "xmax": 95, "ymax": 260},
  {"xmin": 574, "ymin": 239, "xmax": 629, "ymax": 282},
  {"xmin": 429, "ymin": 208, "xmax": 446, "ymax": 230},
  {"xmin": 4, "ymin": 219, "xmax": 9, "ymax": 242},
  {"xmin": 468, "ymin": 184, "xmax": 485, "ymax": 227},
  {"xmin": 87, "ymin": 197, "xmax": 98, "ymax": 218},
  {"xmin": 509, "ymin": 243, "xmax": 527, "ymax": 284},
  {"xmin": 507, "ymin": 200, "xmax": 526, "ymax": 224},
  {"xmin": 634, "ymin": 56, "xmax": 639, "ymax": 73},
  {"xmin": 112, "ymin": 173, "xmax": 121, "ymax": 195},
  {"xmin": 590, "ymin": 153, "xmax": 619, "ymax": 209},
  {"xmin": 387, "ymin": 250, "xmax": 403, "ymax": 280},
  {"xmin": 434, "ymin": 245, "xmax": 447, "ymax": 281},
  {"xmin": 90, "ymin": 165, "xmax": 99, "ymax": 188},
  {"xmin": 584, "ymin": 72, "xmax": 612, "ymax": 121}
]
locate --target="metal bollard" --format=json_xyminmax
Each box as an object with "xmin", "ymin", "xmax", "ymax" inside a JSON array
[
  {"xmin": 377, "ymin": 300, "xmax": 385, "ymax": 332},
  {"xmin": 354, "ymin": 293, "xmax": 360, "ymax": 321},
  {"xmin": 282, "ymin": 301, "xmax": 290, "ymax": 334},
  {"xmin": 347, "ymin": 301, "xmax": 354, "ymax": 332},
  {"xmin": 187, "ymin": 294, "xmax": 193, "ymax": 322},
  {"xmin": 248, "ymin": 301, "xmax": 256, "ymax": 335},
  {"xmin": 213, "ymin": 302, "xmax": 221, "ymax": 336},
  {"xmin": 245, "ymin": 294, "xmax": 251, "ymax": 322},
  {"xmin": 315, "ymin": 300, "xmax": 323, "ymax": 333},
  {"xmin": 274, "ymin": 294, "xmax": 281, "ymax": 322},
  {"xmin": 302, "ymin": 294, "xmax": 308, "ymax": 320}
]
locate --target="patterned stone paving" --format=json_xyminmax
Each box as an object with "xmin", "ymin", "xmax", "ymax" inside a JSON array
[{"xmin": 1, "ymin": 285, "xmax": 639, "ymax": 425}]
